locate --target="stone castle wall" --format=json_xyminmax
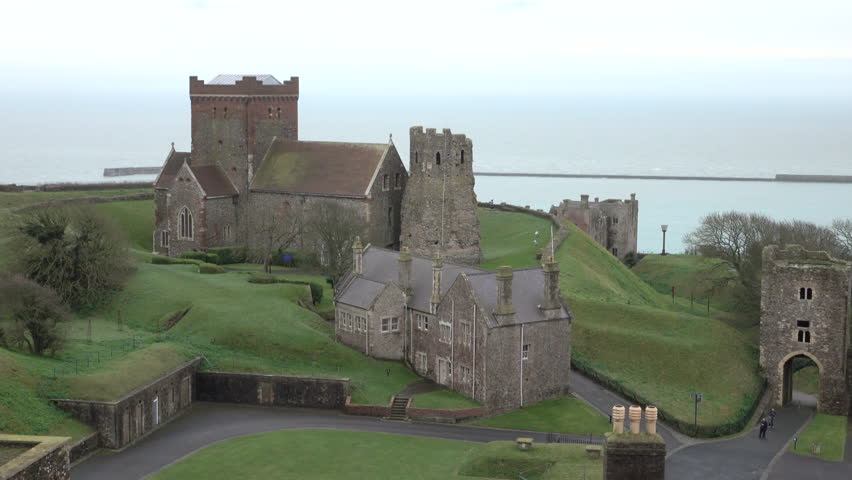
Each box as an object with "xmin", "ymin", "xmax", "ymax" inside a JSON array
[
  {"xmin": 400, "ymin": 127, "xmax": 481, "ymax": 265},
  {"xmin": 0, "ymin": 436, "xmax": 70, "ymax": 480},
  {"xmin": 760, "ymin": 245, "xmax": 851, "ymax": 415},
  {"xmin": 550, "ymin": 194, "xmax": 638, "ymax": 261},
  {"xmin": 196, "ymin": 371, "xmax": 350, "ymax": 409}
]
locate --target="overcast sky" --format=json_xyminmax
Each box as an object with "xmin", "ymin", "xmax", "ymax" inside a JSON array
[{"xmin": 3, "ymin": 0, "xmax": 852, "ymax": 97}]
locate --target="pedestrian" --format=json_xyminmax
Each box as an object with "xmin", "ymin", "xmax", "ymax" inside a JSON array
[
  {"xmin": 758, "ymin": 418, "xmax": 768, "ymax": 439},
  {"xmin": 769, "ymin": 408, "xmax": 776, "ymax": 429}
]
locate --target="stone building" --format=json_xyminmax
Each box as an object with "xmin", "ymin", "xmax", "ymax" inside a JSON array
[
  {"xmin": 550, "ymin": 194, "xmax": 638, "ymax": 261},
  {"xmin": 760, "ymin": 245, "xmax": 852, "ymax": 415},
  {"xmin": 153, "ymin": 75, "xmax": 407, "ymax": 257},
  {"xmin": 400, "ymin": 127, "xmax": 482, "ymax": 265},
  {"xmin": 334, "ymin": 242, "xmax": 572, "ymax": 410}
]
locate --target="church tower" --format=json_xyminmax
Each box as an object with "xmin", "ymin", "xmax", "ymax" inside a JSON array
[{"xmin": 400, "ymin": 127, "xmax": 482, "ymax": 265}]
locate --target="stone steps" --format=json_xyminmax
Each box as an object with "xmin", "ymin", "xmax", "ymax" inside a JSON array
[{"xmin": 388, "ymin": 395, "xmax": 409, "ymax": 421}]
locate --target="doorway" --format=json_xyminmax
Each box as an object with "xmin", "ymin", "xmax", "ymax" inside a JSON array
[{"xmin": 781, "ymin": 353, "xmax": 820, "ymax": 408}]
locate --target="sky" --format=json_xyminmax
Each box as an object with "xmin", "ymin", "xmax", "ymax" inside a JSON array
[{"xmin": 2, "ymin": 0, "xmax": 852, "ymax": 97}]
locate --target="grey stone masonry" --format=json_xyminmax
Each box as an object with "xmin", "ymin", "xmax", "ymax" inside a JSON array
[
  {"xmin": 401, "ymin": 127, "xmax": 482, "ymax": 265},
  {"xmin": 603, "ymin": 432, "xmax": 665, "ymax": 480},
  {"xmin": 759, "ymin": 245, "xmax": 851, "ymax": 415},
  {"xmin": 550, "ymin": 193, "xmax": 638, "ymax": 261}
]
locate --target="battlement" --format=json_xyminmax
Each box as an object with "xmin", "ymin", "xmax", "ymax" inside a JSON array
[
  {"xmin": 189, "ymin": 75, "xmax": 299, "ymax": 96},
  {"xmin": 764, "ymin": 245, "xmax": 850, "ymax": 268},
  {"xmin": 410, "ymin": 126, "xmax": 472, "ymax": 147}
]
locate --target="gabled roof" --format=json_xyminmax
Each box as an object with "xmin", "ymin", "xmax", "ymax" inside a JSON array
[
  {"xmin": 190, "ymin": 165, "xmax": 238, "ymax": 198},
  {"xmin": 465, "ymin": 269, "xmax": 570, "ymax": 326},
  {"xmin": 250, "ymin": 139, "xmax": 392, "ymax": 198},
  {"xmin": 154, "ymin": 148, "xmax": 191, "ymax": 189},
  {"xmin": 208, "ymin": 74, "xmax": 281, "ymax": 85}
]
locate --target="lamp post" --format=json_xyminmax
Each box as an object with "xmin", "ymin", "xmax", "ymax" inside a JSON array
[
  {"xmin": 692, "ymin": 393, "xmax": 702, "ymax": 434},
  {"xmin": 661, "ymin": 225, "xmax": 668, "ymax": 256}
]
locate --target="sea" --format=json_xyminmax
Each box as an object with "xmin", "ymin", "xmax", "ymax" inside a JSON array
[{"xmin": 2, "ymin": 92, "xmax": 851, "ymax": 253}]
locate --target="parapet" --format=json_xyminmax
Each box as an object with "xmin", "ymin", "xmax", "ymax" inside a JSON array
[
  {"xmin": 410, "ymin": 126, "xmax": 472, "ymax": 147},
  {"xmin": 763, "ymin": 245, "xmax": 849, "ymax": 268},
  {"xmin": 189, "ymin": 75, "xmax": 299, "ymax": 96}
]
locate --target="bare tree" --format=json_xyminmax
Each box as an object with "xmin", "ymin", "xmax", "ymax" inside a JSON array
[
  {"xmin": 0, "ymin": 273, "xmax": 70, "ymax": 356},
  {"xmin": 250, "ymin": 202, "xmax": 303, "ymax": 274},
  {"xmin": 304, "ymin": 200, "xmax": 366, "ymax": 282},
  {"xmin": 831, "ymin": 218, "xmax": 852, "ymax": 258}
]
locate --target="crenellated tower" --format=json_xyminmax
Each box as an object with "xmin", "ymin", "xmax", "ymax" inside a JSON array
[
  {"xmin": 189, "ymin": 74, "xmax": 299, "ymax": 195},
  {"xmin": 400, "ymin": 126, "xmax": 482, "ymax": 265}
]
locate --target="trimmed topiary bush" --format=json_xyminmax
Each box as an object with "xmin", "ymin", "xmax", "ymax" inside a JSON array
[
  {"xmin": 248, "ymin": 272, "xmax": 277, "ymax": 284},
  {"xmin": 198, "ymin": 262, "xmax": 225, "ymax": 274},
  {"xmin": 180, "ymin": 251, "xmax": 219, "ymax": 264},
  {"xmin": 151, "ymin": 255, "xmax": 202, "ymax": 265}
]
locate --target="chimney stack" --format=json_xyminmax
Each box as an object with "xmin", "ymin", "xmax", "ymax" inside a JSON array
[
  {"xmin": 645, "ymin": 406, "xmax": 658, "ymax": 435},
  {"xmin": 630, "ymin": 193, "xmax": 636, "ymax": 202},
  {"xmin": 495, "ymin": 266, "xmax": 516, "ymax": 320},
  {"xmin": 629, "ymin": 405, "xmax": 642, "ymax": 434},
  {"xmin": 612, "ymin": 405, "xmax": 625, "ymax": 434},
  {"xmin": 352, "ymin": 236, "xmax": 364, "ymax": 275},
  {"xmin": 541, "ymin": 256, "xmax": 561, "ymax": 317},
  {"xmin": 430, "ymin": 252, "xmax": 442, "ymax": 312},
  {"xmin": 580, "ymin": 194, "xmax": 589, "ymax": 208},
  {"xmin": 399, "ymin": 247, "xmax": 412, "ymax": 298}
]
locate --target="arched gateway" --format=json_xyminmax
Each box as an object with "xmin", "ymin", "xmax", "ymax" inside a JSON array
[{"xmin": 759, "ymin": 245, "xmax": 852, "ymax": 415}]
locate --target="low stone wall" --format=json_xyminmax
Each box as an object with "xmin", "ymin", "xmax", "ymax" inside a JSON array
[
  {"xmin": 0, "ymin": 435, "xmax": 70, "ymax": 480},
  {"xmin": 11, "ymin": 193, "xmax": 154, "ymax": 213},
  {"xmin": 343, "ymin": 396, "xmax": 390, "ymax": 417},
  {"xmin": 407, "ymin": 406, "xmax": 488, "ymax": 423},
  {"xmin": 67, "ymin": 433, "xmax": 99, "ymax": 465},
  {"xmin": 196, "ymin": 371, "xmax": 350, "ymax": 409},
  {"xmin": 52, "ymin": 357, "xmax": 201, "ymax": 450}
]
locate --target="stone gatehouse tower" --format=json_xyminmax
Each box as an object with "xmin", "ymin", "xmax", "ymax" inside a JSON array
[
  {"xmin": 400, "ymin": 127, "xmax": 482, "ymax": 265},
  {"xmin": 760, "ymin": 245, "xmax": 852, "ymax": 415}
]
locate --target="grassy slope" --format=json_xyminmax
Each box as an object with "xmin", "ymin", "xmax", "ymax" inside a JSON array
[
  {"xmin": 151, "ymin": 430, "xmax": 601, "ymax": 480},
  {"xmin": 789, "ymin": 414, "xmax": 848, "ymax": 461},
  {"xmin": 478, "ymin": 208, "xmax": 552, "ymax": 270},
  {"xmin": 793, "ymin": 365, "xmax": 820, "ymax": 395},
  {"xmin": 474, "ymin": 395, "xmax": 611, "ymax": 436},
  {"xmin": 558, "ymin": 222, "xmax": 761, "ymax": 427},
  {"xmin": 409, "ymin": 390, "xmax": 481, "ymax": 410}
]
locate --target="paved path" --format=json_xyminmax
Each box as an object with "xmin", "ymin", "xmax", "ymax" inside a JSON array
[
  {"xmin": 665, "ymin": 406, "xmax": 811, "ymax": 480},
  {"xmin": 71, "ymin": 402, "xmax": 590, "ymax": 480}
]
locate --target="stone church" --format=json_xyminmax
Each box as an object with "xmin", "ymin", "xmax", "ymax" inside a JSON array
[
  {"xmin": 153, "ymin": 74, "xmax": 407, "ymax": 257},
  {"xmin": 334, "ymin": 243, "xmax": 572, "ymax": 410}
]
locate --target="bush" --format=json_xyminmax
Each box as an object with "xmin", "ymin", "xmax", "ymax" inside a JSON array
[
  {"xmin": 181, "ymin": 251, "xmax": 219, "ymax": 264},
  {"xmin": 198, "ymin": 263, "xmax": 225, "ymax": 274},
  {"xmin": 246, "ymin": 273, "xmax": 324, "ymax": 305},
  {"xmin": 208, "ymin": 246, "xmax": 247, "ymax": 265},
  {"xmin": 151, "ymin": 255, "xmax": 202, "ymax": 266},
  {"xmin": 248, "ymin": 272, "xmax": 277, "ymax": 284}
]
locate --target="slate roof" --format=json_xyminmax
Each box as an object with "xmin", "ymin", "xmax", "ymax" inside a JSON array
[
  {"xmin": 250, "ymin": 139, "xmax": 391, "ymax": 197},
  {"xmin": 154, "ymin": 149, "xmax": 190, "ymax": 189},
  {"xmin": 190, "ymin": 165, "xmax": 238, "ymax": 198},
  {"xmin": 208, "ymin": 74, "xmax": 281, "ymax": 85},
  {"xmin": 335, "ymin": 247, "xmax": 568, "ymax": 326}
]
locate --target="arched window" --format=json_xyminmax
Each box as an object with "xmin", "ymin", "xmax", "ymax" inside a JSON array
[
  {"xmin": 436, "ymin": 152, "xmax": 441, "ymax": 165},
  {"xmin": 806, "ymin": 288, "xmax": 813, "ymax": 300},
  {"xmin": 212, "ymin": 107, "xmax": 217, "ymax": 118},
  {"xmin": 461, "ymin": 150, "xmax": 465, "ymax": 164},
  {"xmin": 179, "ymin": 207, "xmax": 193, "ymax": 239}
]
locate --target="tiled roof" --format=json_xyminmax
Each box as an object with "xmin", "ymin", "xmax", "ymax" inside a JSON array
[
  {"xmin": 208, "ymin": 74, "xmax": 281, "ymax": 85},
  {"xmin": 466, "ymin": 269, "xmax": 570, "ymax": 326},
  {"xmin": 190, "ymin": 165, "xmax": 238, "ymax": 198},
  {"xmin": 250, "ymin": 140, "xmax": 390, "ymax": 197},
  {"xmin": 155, "ymin": 150, "xmax": 190, "ymax": 189}
]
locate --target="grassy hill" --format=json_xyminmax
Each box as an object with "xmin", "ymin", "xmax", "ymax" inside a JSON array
[{"xmin": 557, "ymin": 222, "xmax": 761, "ymax": 430}]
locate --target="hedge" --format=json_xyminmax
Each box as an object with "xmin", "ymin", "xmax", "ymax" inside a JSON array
[
  {"xmin": 181, "ymin": 251, "xmax": 219, "ymax": 264},
  {"xmin": 151, "ymin": 255, "xmax": 203, "ymax": 265},
  {"xmin": 207, "ymin": 246, "xmax": 247, "ymax": 265},
  {"xmin": 198, "ymin": 262, "xmax": 226, "ymax": 274},
  {"xmin": 247, "ymin": 273, "xmax": 324, "ymax": 305},
  {"xmin": 571, "ymin": 357, "xmax": 765, "ymax": 438}
]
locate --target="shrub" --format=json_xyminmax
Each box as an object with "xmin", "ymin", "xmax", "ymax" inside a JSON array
[
  {"xmin": 248, "ymin": 272, "xmax": 277, "ymax": 284},
  {"xmin": 246, "ymin": 273, "xmax": 324, "ymax": 305},
  {"xmin": 307, "ymin": 282, "xmax": 324, "ymax": 305},
  {"xmin": 151, "ymin": 256, "xmax": 202, "ymax": 265},
  {"xmin": 180, "ymin": 251, "xmax": 219, "ymax": 264},
  {"xmin": 208, "ymin": 246, "xmax": 247, "ymax": 265},
  {"xmin": 198, "ymin": 263, "xmax": 225, "ymax": 274}
]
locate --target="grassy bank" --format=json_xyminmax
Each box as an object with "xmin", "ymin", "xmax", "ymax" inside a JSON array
[
  {"xmin": 789, "ymin": 414, "xmax": 848, "ymax": 461},
  {"xmin": 151, "ymin": 430, "xmax": 602, "ymax": 480},
  {"xmin": 478, "ymin": 208, "xmax": 551, "ymax": 270},
  {"xmin": 474, "ymin": 395, "xmax": 610, "ymax": 435},
  {"xmin": 409, "ymin": 390, "xmax": 481, "ymax": 410}
]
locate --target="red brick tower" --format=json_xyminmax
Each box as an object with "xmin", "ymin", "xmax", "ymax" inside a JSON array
[{"xmin": 189, "ymin": 74, "xmax": 299, "ymax": 195}]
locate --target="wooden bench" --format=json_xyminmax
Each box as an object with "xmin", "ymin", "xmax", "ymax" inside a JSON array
[{"xmin": 516, "ymin": 437, "xmax": 533, "ymax": 450}]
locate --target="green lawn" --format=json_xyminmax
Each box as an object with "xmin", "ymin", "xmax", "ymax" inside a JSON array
[
  {"xmin": 474, "ymin": 395, "xmax": 610, "ymax": 435},
  {"xmin": 150, "ymin": 430, "xmax": 602, "ymax": 480},
  {"xmin": 558, "ymin": 222, "xmax": 762, "ymax": 430},
  {"xmin": 92, "ymin": 200, "xmax": 154, "ymax": 252},
  {"xmin": 793, "ymin": 365, "xmax": 820, "ymax": 396},
  {"xmin": 789, "ymin": 414, "xmax": 848, "ymax": 461},
  {"xmin": 0, "ymin": 188, "xmax": 150, "ymax": 210},
  {"xmin": 478, "ymin": 208, "xmax": 552, "ymax": 270},
  {"xmin": 410, "ymin": 389, "xmax": 481, "ymax": 410}
]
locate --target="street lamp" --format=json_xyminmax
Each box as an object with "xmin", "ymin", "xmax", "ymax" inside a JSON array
[
  {"xmin": 692, "ymin": 393, "xmax": 702, "ymax": 434},
  {"xmin": 661, "ymin": 225, "xmax": 668, "ymax": 256}
]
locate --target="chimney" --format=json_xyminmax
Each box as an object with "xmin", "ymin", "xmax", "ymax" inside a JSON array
[
  {"xmin": 580, "ymin": 194, "xmax": 589, "ymax": 208},
  {"xmin": 645, "ymin": 406, "xmax": 658, "ymax": 435},
  {"xmin": 612, "ymin": 405, "xmax": 625, "ymax": 434},
  {"xmin": 495, "ymin": 266, "xmax": 516, "ymax": 319},
  {"xmin": 594, "ymin": 197, "xmax": 599, "ymax": 203},
  {"xmin": 629, "ymin": 405, "xmax": 642, "ymax": 434},
  {"xmin": 630, "ymin": 193, "xmax": 636, "ymax": 202},
  {"xmin": 430, "ymin": 252, "xmax": 442, "ymax": 312},
  {"xmin": 352, "ymin": 236, "xmax": 364, "ymax": 275},
  {"xmin": 399, "ymin": 247, "xmax": 412, "ymax": 297},
  {"xmin": 541, "ymin": 256, "xmax": 561, "ymax": 317}
]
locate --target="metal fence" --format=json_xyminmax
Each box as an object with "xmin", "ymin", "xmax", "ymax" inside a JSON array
[{"xmin": 546, "ymin": 432, "xmax": 603, "ymax": 445}]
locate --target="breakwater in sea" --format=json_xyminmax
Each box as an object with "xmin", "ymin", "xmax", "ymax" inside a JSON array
[{"xmin": 475, "ymin": 172, "xmax": 852, "ymax": 183}]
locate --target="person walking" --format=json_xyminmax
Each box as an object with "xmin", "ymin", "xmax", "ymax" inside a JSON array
[
  {"xmin": 759, "ymin": 418, "xmax": 768, "ymax": 439},
  {"xmin": 769, "ymin": 408, "xmax": 776, "ymax": 429}
]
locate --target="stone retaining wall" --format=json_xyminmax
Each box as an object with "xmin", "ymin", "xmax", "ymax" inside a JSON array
[
  {"xmin": 0, "ymin": 435, "xmax": 70, "ymax": 480},
  {"xmin": 343, "ymin": 396, "xmax": 390, "ymax": 417},
  {"xmin": 196, "ymin": 371, "xmax": 350, "ymax": 409},
  {"xmin": 52, "ymin": 357, "xmax": 201, "ymax": 450},
  {"xmin": 407, "ymin": 406, "xmax": 488, "ymax": 423},
  {"xmin": 67, "ymin": 433, "xmax": 99, "ymax": 465}
]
